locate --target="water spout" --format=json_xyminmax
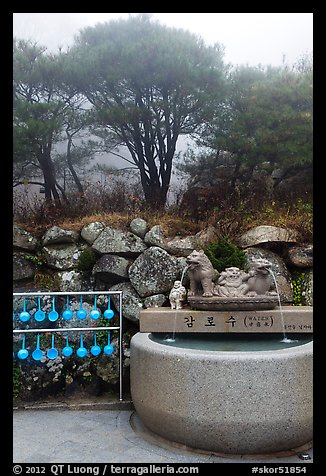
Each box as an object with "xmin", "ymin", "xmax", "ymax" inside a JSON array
[
  {"xmin": 180, "ymin": 264, "xmax": 189, "ymax": 287},
  {"xmin": 267, "ymin": 268, "xmax": 298, "ymax": 344}
]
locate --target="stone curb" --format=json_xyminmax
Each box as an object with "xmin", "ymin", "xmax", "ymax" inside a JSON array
[{"xmin": 13, "ymin": 399, "xmax": 134, "ymax": 412}]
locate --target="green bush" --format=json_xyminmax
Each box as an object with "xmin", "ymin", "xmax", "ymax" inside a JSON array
[
  {"xmin": 291, "ymin": 271, "xmax": 305, "ymax": 306},
  {"xmin": 13, "ymin": 363, "xmax": 22, "ymax": 400},
  {"xmin": 95, "ymin": 315, "xmax": 115, "ymax": 348},
  {"xmin": 204, "ymin": 239, "xmax": 247, "ymax": 272},
  {"xmin": 77, "ymin": 248, "xmax": 98, "ymax": 271}
]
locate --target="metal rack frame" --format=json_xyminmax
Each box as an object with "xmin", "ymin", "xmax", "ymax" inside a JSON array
[{"xmin": 13, "ymin": 290, "xmax": 124, "ymax": 401}]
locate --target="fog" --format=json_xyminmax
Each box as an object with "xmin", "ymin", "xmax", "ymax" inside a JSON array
[{"xmin": 13, "ymin": 13, "xmax": 313, "ymax": 202}]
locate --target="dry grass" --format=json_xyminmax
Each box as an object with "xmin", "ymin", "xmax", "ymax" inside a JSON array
[
  {"xmin": 17, "ymin": 202, "xmax": 312, "ymax": 244},
  {"xmin": 56, "ymin": 213, "xmax": 134, "ymax": 232},
  {"xmin": 14, "ymin": 186, "xmax": 312, "ymax": 244},
  {"xmin": 58, "ymin": 212, "xmax": 201, "ymax": 238},
  {"xmin": 240, "ymin": 200, "xmax": 313, "ymax": 243},
  {"xmin": 18, "ymin": 211, "xmax": 202, "ymax": 239},
  {"xmin": 146, "ymin": 213, "xmax": 200, "ymax": 237}
]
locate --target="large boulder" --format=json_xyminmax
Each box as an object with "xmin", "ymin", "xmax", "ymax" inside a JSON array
[
  {"xmin": 13, "ymin": 252, "xmax": 36, "ymax": 281},
  {"xmin": 238, "ymin": 225, "xmax": 298, "ymax": 248},
  {"xmin": 144, "ymin": 294, "xmax": 167, "ymax": 308},
  {"xmin": 195, "ymin": 226, "xmax": 219, "ymax": 248},
  {"xmin": 92, "ymin": 226, "xmax": 147, "ymax": 256},
  {"xmin": 129, "ymin": 218, "xmax": 149, "ymax": 238},
  {"xmin": 81, "ymin": 222, "xmax": 106, "ymax": 244},
  {"xmin": 43, "ymin": 244, "xmax": 81, "ymax": 270},
  {"xmin": 109, "ymin": 282, "xmax": 143, "ymax": 323},
  {"xmin": 13, "ymin": 224, "xmax": 39, "ymax": 251},
  {"xmin": 57, "ymin": 270, "xmax": 93, "ymax": 292},
  {"xmin": 287, "ymin": 244, "xmax": 313, "ymax": 268},
  {"xmin": 143, "ymin": 225, "xmax": 167, "ymax": 249},
  {"xmin": 42, "ymin": 226, "xmax": 79, "ymax": 245},
  {"xmin": 165, "ymin": 235, "xmax": 197, "ymax": 256},
  {"xmin": 128, "ymin": 246, "xmax": 180, "ymax": 297},
  {"xmin": 144, "ymin": 225, "xmax": 218, "ymax": 257},
  {"xmin": 301, "ymin": 269, "xmax": 313, "ymax": 306},
  {"xmin": 92, "ymin": 255, "xmax": 130, "ymax": 283}
]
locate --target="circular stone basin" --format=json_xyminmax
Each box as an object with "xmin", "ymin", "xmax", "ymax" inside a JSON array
[{"xmin": 130, "ymin": 332, "xmax": 313, "ymax": 455}]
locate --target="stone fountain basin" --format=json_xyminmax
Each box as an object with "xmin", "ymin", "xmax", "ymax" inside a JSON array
[{"xmin": 130, "ymin": 332, "xmax": 313, "ymax": 455}]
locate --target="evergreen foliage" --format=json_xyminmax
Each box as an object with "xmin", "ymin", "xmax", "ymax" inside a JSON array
[
  {"xmin": 77, "ymin": 248, "xmax": 98, "ymax": 271},
  {"xmin": 178, "ymin": 59, "xmax": 313, "ymax": 195},
  {"xmin": 65, "ymin": 14, "xmax": 228, "ymax": 208},
  {"xmin": 204, "ymin": 239, "xmax": 247, "ymax": 273},
  {"xmin": 13, "ymin": 20, "xmax": 313, "ymax": 213}
]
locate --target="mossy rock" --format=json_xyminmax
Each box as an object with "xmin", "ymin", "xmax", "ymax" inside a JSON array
[{"xmin": 77, "ymin": 247, "xmax": 98, "ymax": 271}]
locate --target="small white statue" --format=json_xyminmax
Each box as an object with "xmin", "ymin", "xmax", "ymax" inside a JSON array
[{"xmin": 169, "ymin": 280, "xmax": 187, "ymax": 310}]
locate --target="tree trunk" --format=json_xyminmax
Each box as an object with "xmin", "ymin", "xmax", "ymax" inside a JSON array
[
  {"xmin": 66, "ymin": 135, "xmax": 84, "ymax": 194},
  {"xmin": 143, "ymin": 182, "xmax": 168, "ymax": 209},
  {"xmin": 38, "ymin": 147, "xmax": 61, "ymax": 203}
]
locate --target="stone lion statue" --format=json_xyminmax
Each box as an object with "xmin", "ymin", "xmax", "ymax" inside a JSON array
[
  {"xmin": 246, "ymin": 259, "xmax": 275, "ymax": 295},
  {"xmin": 186, "ymin": 250, "xmax": 218, "ymax": 297},
  {"xmin": 213, "ymin": 260, "xmax": 275, "ymax": 297}
]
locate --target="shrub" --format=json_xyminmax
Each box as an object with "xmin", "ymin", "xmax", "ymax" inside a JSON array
[
  {"xmin": 77, "ymin": 248, "xmax": 98, "ymax": 272},
  {"xmin": 204, "ymin": 239, "xmax": 247, "ymax": 272},
  {"xmin": 291, "ymin": 271, "xmax": 306, "ymax": 306},
  {"xmin": 13, "ymin": 363, "xmax": 22, "ymax": 400}
]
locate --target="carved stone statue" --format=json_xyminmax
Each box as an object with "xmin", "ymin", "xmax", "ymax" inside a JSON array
[
  {"xmin": 169, "ymin": 280, "xmax": 187, "ymax": 310},
  {"xmin": 213, "ymin": 267, "xmax": 250, "ymax": 297},
  {"xmin": 186, "ymin": 250, "xmax": 218, "ymax": 297},
  {"xmin": 246, "ymin": 259, "xmax": 275, "ymax": 295},
  {"xmin": 171, "ymin": 251, "xmax": 278, "ymax": 310},
  {"xmin": 213, "ymin": 260, "xmax": 275, "ymax": 297}
]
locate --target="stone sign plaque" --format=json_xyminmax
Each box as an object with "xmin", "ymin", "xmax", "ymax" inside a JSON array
[{"xmin": 139, "ymin": 306, "xmax": 313, "ymax": 333}]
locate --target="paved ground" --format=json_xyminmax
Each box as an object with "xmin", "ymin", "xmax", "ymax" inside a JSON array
[{"xmin": 13, "ymin": 402, "xmax": 313, "ymax": 464}]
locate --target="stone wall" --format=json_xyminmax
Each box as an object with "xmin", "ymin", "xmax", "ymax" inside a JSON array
[{"xmin": 13, "ymin": 219, "xmax": 313, "ymax": 401}]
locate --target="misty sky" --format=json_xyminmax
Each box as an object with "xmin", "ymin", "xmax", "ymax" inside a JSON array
[
  {"xmin": 13, "ymin": 12, "xmax": 313, "ymax": 67},
  {"xmin": 13, "ymin": 12, "xmax": 313, "ymax": 199}
]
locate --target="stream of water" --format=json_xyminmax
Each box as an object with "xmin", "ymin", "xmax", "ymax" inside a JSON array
[
  {"xmin": 180, "ymin": 265, "xmax": 189, "ymax": 287},
  {"xmin": 164, "ymin": 312, "xmax": 178, "ymax": 342},
  {"xmin": 164, "ymin": 265, "xmax": 189, "ymax": 343},
  {"xmin": 268, "ymin": 268, "xmax": 298, "ymax": 344},
  {"xmin": 164, "ymin": 264, "xmax": 300, "ymax": 345}
]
